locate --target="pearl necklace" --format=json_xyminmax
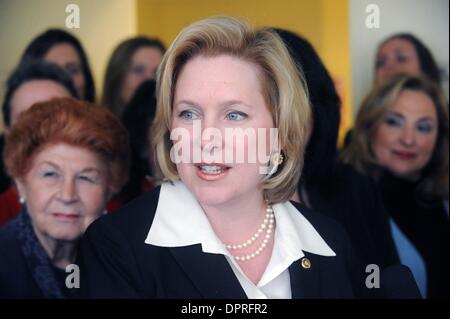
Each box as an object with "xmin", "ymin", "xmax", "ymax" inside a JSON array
[{"xmin": 225, "ymin": 205, "xmax": 275, "ymax": 261}]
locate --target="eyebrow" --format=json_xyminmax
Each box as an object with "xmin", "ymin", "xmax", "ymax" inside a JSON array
[
  {"xmin": 417, "ymin": 117, "xmax": 435, "ymax": 123},
  {"xmin": 78, "ymin": 168, "xmax": 102, "ymax": 174},
  {"xmin": 387, "ymin": 111, "xmax": 404, "ymax": 118},
  {"xmin": 39, "ymin": 161, "xmax": 101, "ymax": 174},
  {"xmin": 39, "ymin": 161, "xmax": 59, "ymax": 169},
  {"xmin": 387, "ymin": 111, "xmax": 435, "ymax": 122},
  {"xmin": 393, "ymin": 49, "xmax": 411, "ymax": 54},
  {"xmin": 174, "ymin": 99, "xmax": 254, "ymax": 109},
  {"xmin": 378, "ymin": 48, "xmax": 410, "ymax": 57},
  {"xmin": 64, "ymin": 62, "xmax": 80, "ymax": 67}
]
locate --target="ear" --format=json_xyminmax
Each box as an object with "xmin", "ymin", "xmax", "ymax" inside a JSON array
[
  {"xmin": 14, "ymin": 178, "xmax": 27, "ymax": 199},
  {"xmin": 4, "ymin": 126, "xmax": 10, "ymax": 136}
]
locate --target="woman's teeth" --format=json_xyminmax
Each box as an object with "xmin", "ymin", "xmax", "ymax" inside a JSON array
[{"xmin": 199, "ymin": 165, "xmax": 226, "ymax": 174}]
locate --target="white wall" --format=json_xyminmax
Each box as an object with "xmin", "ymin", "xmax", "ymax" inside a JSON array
[
  {"xmin": 0, "ymin": 0, "xmax": 137, "ymax": 131},
  {"xmin": 350, "ymin": 0, "xmax": 449, "ymax": 115}
]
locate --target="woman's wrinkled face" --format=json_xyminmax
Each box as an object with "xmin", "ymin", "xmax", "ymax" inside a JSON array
[
  {"xmin": 121, "ymin": 46, "xmax": 164, "ymax": 105},
  {"xmin": 45, "ymin": 43, "xmax": 85, "ymax": 99},
  {"xmin": 375, "ymin": 38, "xmax": 421, "ymax": 84},
  {"xmin": 15, "ymin": 143, "xmax": 112, "ymax": 242},
  {"xmin": 371, "ymin": 89, "xmax": 438, "ymax": 178},
  {"xmin": 171, "ymin": 54, "xmax": 275, "ymax": 208}
]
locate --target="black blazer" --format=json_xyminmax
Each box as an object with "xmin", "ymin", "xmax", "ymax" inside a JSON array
[
  {"xmin": 0, "ymin": 219, "xmax": 44, "ymax": 298},
  {"xmin": 78, "ymin": 186, "xmax": 368, "ymax": 298}
]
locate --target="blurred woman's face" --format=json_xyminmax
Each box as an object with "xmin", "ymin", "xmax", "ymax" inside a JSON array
[
  {"xmin": 375, "ymin": 38, "xmax": 422, "ymax": 84},
  {"xmin": 121, "ymin": 46, "xmax": 163, "ymax": 105},
  {"xmin": 15, "ymin": 143, "xmax": 111, "ymax": 242},
  {"xmin": 9, "ymin": 80, "xmax": 71, "ymax": 128},
  {"xmin": 371, "ymin": 89, "xmax": 438, "ymax": 178},
  {"xmin": 45, "ymin": 43, "xmax": 86, "ymax": 99}
]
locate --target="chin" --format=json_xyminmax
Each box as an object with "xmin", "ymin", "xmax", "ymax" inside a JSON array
[
  {"xmin": 194, "ymin": 190, "xmax": 231, "ymax": 207},
  {"xmin": 48, "ymin": 229, "xmax": 83, "ymax": 243},
  {"xmin": 189, "ymin": 184, "xmax": 236, "ymax": 208},
  {"xmin": 389, "ymin": 167, "xmax": 420, "ymax": 180}
]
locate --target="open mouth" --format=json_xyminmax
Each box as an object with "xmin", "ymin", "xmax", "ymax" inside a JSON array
[{"xmin": 195, "ymin": 163, "xmax": 231, "ymax": 178}]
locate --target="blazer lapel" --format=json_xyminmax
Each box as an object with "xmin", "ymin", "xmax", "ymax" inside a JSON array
[
  {"xmin": 169, "ymin": 245, "xmax": 247, "ymax": 299},
  {"xmin": 289, "ymin": 253, "xmax": 321, "ymax": 299}
]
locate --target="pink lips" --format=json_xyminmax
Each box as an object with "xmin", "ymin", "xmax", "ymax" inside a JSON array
[
  {"xmin": 195, "ymin": 163, "xmax": 231, "ymax": 181},
  {"xmin": 392, "ymin": 150, "xmax": 416, "ymax": 160},
  {"xmin": 51, "ymin": 213, "xmax": 80, "ymax": 222}
]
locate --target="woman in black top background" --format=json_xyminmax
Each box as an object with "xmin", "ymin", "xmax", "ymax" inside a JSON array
[
  {"xmin": 343, "ymin": 75, "xmax": 448, "ymax": 298},
  {"xmin": 275, "ymin": 29, "xmax": 399, "ymax": 269}
]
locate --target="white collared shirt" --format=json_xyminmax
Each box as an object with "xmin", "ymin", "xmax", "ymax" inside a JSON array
[{"xmin": 145, "ymin": 181, "xmax": 335, "ymax": 299}]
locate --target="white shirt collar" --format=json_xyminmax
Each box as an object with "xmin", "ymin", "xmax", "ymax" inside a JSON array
[
  {"xmin": 145, "ymin": 181, "xmax": 227, "ymax": 255},
  {"xmin": 145, "ymin": 181, "xmax": 335, "ymax": 258}
]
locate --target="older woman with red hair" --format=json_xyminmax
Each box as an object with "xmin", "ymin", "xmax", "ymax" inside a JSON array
[{"xmin": 0, "ymin": 98, "xmax": 129, "ymax": 298}]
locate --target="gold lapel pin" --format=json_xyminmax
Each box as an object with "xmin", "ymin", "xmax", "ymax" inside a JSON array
[{"xmin": 301, "ymin": 257, "xmax": 311, "ymax": 269}]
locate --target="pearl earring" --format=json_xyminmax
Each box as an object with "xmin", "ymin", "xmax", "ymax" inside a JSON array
[{"xmin": 19, "ymin": 196, "xmax": 26, "ymax": 204}]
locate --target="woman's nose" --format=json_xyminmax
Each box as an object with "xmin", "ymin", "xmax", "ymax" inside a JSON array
[
  {"xmin": 381, "ymin": 61, "xmax": 398, "ymax": 78},
  {"xmin": 200, "ymin": 116, "xmax": 224, "ymax": 159},
  {"xmin": 399, "ymin": 125, "xmax": 416, "ymax": 146},
  {"xmin": 58, "ymin": 179, "xmax": 78, "ymax": 203}
]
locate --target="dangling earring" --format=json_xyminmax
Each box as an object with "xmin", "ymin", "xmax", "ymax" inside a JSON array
[
  {"xmin": 267, "ymin": 151, "xmax": 284, "ymax": 176},
  {"xmin": 19, "ymin": 196, "xmax": 26, "ymax": 204},
  {"xmin": 273, "ymin": 152, "xmax": 284, "ymax": 165}
]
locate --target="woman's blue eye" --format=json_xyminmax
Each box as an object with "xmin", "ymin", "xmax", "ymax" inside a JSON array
[
  {"xmin": 226, "ymin": 111, "xmax": 247, "ymax": 121},
  {"xmin": 416, "ymin": 121, "xmax": 434, "ymax": 133},
  {"xmin": 384, "ymin": 115, "xmax": 403, "ymax": 127},
  {"xmin": 179, "ymin": 110, "xmax": 198, "ymax": 121}
]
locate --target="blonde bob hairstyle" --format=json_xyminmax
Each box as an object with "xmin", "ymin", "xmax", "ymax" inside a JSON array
[
  {"xmin": 342, "ymin": 75, "xmax": 449, "ymax": 200},
  {"xmin": 152, "ymin": 16, "xmax": 311, "ymax": 204}
]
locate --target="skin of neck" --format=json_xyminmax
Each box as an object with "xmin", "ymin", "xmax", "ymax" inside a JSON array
[
  {"xmin": 389, "ymin": 169, "xmax": 422, "ymax": 182},
  {"xmin": 200, "ymin": 189, "xmax": 268, "ymax": 245},
  {"xmin": 32, "ymin": 224, "xmax": 79, "ymax": 270}
]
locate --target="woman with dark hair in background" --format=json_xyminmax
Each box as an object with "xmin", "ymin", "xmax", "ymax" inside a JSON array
[
  {"xmin": 20, "ymin": 28, "xmax": 96, "ymax": 102},
  {"xmin": 107, "ymin": 79, "xmax": 157, "ymax": 211},
  {"xmin": 375, "ymin": 33, "xmax": 442, "ymax": 86},
  {"xmin": 275, "ymin": 29, "xmax": 398, "ymax": 269},
  {"xmin": 343, "ymin": 75, "xmax": 449, "ymax": 298},
  {"xmin": 0, "ymin": 61, "xmax": 78, "ymax": 225},
  {"xmin": 102, "ymin": 37, "xmax": 165, "ymax": 118},
  {"xmin": 344, "ymin": 33, "xmax": 445, "ymax": 148}
]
